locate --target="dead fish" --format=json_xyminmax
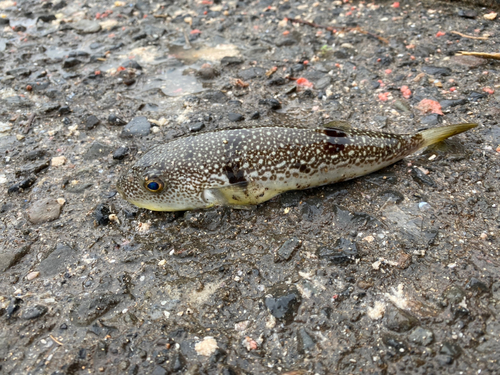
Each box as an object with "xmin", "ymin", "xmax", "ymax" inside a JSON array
[{"xmin": 116, "ymin": 122, "xmax": 477, "ymax": 211}]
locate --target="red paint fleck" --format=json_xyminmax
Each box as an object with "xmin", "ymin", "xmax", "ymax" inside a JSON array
[
  {"xmin": 283, "ymin": 30, "xmax": 290, "ymax": 35},
  {"xmin": 416, "ymin": 99, "xmax": 443, "ymax": 115},
  {"xmin": 436, "ymin": 31, "xmax": 446, "ymax": 37},
  {"xmin": 335, "ymin": 63, "xmax": 341, "ymax": 68},
  {"xmin": 303, "ymin": 60, "xmax": 309, "ymax": 65},
  {"xmin": 117, "ymin": 66, "xmax": 126, "ymax": 72},
  {"xmin": 378, "ymin": 92, "xmax": 390, "ymax": 101},
  {"xmin": 190, "ymin": 29, "xmax": 201, "ymax": 35},
  {"xmin": 95, "ymin": 70, "xmax": 101, "ymax": 75},
  {"xmin": 296, "ymin": 77, "xmax": 314, "ymax": 88},
  {"xmin": 400, "ymin": 85, "xmax": 411, "ymax": 99},
  {"xmin": 449, "ymin": 87, "xmax": 456, "ymax": 92},
  {"xmin": 392, "ymin": 2, "xmax": 400, "ymax": 8},
  {"xmin": 384, "ymin": 69, "xmax": 392, "ymax": 75},
  {"xmin": 201, "ymin": 0, "xmax": 213, "ymax": 4},
  {"xmin": 483, "ymin": 87, "xmax": 495, "ymax": 94}
]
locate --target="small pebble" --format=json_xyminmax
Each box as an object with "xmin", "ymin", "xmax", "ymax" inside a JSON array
[
  {"xmin": 228, "ymin": 113, "xmax": 244, "ymax": 122},
  {"xmin": 51, "ymin": 156, "xmax": 67, "ymax": 166},
  {"xmin": 194, "ymin": 337, "xmax": 218, "ymax": 356},
  {"xmin": 27, "ymin": 271, "xmax": 40, "ymax": 281}
]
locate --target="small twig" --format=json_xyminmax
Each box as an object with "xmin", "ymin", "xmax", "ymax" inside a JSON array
[
  {"xmin": 451, "ymin": 31, "xmax": 489, "ymax": 40},
  {"xmin": 457, "ymin": 51, "xmax": 500, "ymax": 60},
  {"xmin": 153, "ymin": 14, "xmax": 169, "ymax": 18},
  {"xmin": 183, "ymin": 29, "xmax": 192, "ymax": 49},
  {"xmin": 23, "ymin": 113, "xmax": 36, "ymax": 134},
  {"xmin": 49, "ymin": 335, "xmax": 63, "ymax": 346},
  {"xmin": 287, "ymin": 18, "xmax": 388, "ymax": 44}
]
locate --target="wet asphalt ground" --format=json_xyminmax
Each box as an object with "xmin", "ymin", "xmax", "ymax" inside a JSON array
[{"xmin": 0, "ymin": 0, "xmax": 500, "ymax": 374}]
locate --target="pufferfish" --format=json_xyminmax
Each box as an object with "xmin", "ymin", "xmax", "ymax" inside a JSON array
[{"xmin": 116, "ymin": 122, "xmax": 477, "ymax": 211}]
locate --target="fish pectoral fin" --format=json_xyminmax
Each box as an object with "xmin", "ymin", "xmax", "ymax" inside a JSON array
[
  {"xmin": 323, "ymin": 120, "xmax": 352, "ymax": 131},
  {"xmin": 210, "ymin": 182, "xmax": 282, "ymax": 206},
  {"xmin": 210, "ymin": 182, "xmax": 253, "ymax": 206}
]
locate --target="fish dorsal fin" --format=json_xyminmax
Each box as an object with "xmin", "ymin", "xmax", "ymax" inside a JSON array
[{"xmin": 323, "ymin": 120, "xmax": 351, "ymax": 132}]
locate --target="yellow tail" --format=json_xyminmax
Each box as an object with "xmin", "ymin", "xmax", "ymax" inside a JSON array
[{"xmin": 419, "ymin": 123, "xmax": 478, "ymax": 148}]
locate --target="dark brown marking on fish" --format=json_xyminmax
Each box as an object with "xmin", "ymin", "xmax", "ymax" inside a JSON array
[
  {"xmin": 323, "ymin": 128, "xmax": 347, "ymax": 138},
  {"xmin": 223, "ymin": 162, "xmax": 247, "ymax": 186}
]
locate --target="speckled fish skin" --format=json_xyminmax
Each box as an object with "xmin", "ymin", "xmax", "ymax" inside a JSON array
[{"xmin": 116, "ymin": 123, "xmax": 477, "ymax": 211}]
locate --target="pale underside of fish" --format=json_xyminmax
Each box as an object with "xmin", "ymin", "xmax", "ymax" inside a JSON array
[{"xmin": 116, "ymin": 122, "xmax": 477, "ymax": 211}]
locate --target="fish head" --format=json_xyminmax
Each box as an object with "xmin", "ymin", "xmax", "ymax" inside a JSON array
[{"xmin": 116, "ymin": 158, "xmax": 204, "ymax": 212}]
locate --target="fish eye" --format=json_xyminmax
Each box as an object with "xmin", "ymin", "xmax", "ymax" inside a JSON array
[{"xmin": 144, "ymin": 177, "xmax": 164, "ymax": 193}]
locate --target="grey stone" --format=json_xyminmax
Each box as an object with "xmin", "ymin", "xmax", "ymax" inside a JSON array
[
  {"xmin": 220, "ymin": 56, "xmax": 243, "ymax": 66},
  {"xmin": 275, "ymin": 237, "xmax": 301, "ymax": 262},
  {"xmin": 113, "ymin": 146, "xmax": 129, "ymax": 160},
  {"xmin": 228, "ymin": 113, "xmax": 244, "ymax": 122},
  {"xmin": 72, "ymin": 19, "xmax": 101, "ymax": 34},
  {"xmin": 408, "ymin": 327, "xmax": 434, "ymax": 346},
  {"xmin": 0, "ymin": 245, "xmax": 31, "ymax": 272},
  {"xmin": 440, "ymin": 99, "xmax": 467, "ymax": 109},
  {"xmin": 70, "ymin": 293, "xmax": 123, "ymax": 326},
  {"xmin": 27, "ymin": 198, "xmax": 62, "ymax": 224},
  {"xmin": 385, "ymin": 306, "xmax": 418, "ymax": 333},
  {"xmin": 5, "ymin": 68, "xmax": 31, "ymax": 77},
  {"xmin": 420, "ymin": 114, "xmax": 440, "ymax": 126},
  {"xmin": 317, "ymin": 238, "xmax": 358, "ymax": 265},
  {"xmin": 85, "ymin": 115, "xmax": 100, "ymax": 130},
  {"xmin": 62, "ymin": 58, "xmax": 82, "ymax": 69},
  {"xmin": 315, "ymin": 75, "xmax": 332, "ymax": 90},
  {"xmin": 38, "ymin": 243, "xmax": 74, "ymax": 276},
  {"xmin": 275, "ymin": 37, "xmax": 297, "ymax": 47},
  {"xmin": 21, "ymin": 305, "xmax": 48, "ymax": 320},
  {"xmin": 411, "ymin": 166, "xmax": 436, "ymax": 187},
  {"xmin": 422, "ymin": 65, "xmax": 452, "ymax": 76},
  {"xmin": 264, "ymin": 284, "xmax": 301, "ymax": 324},
  {"xmin": 84, "ymin": 141, "xmax": 112, "ymax": 160},
  {"xmin": 121, "ymin": 116, "xmax": 151, "ymax": 137},
  {"xmin": 297, "ymin": 328, "xmax": 315, "ymax": 353},
  {"xmin": 238, "ymin": 67, "xmax": 266, "ymax": 80}
]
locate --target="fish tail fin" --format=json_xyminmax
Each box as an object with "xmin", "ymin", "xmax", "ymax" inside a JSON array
[{"xmin": 418, "ymin": 123, "xmax": 478, "ymax": 148}]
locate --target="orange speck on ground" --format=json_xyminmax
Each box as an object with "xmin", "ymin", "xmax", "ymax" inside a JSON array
[
  {"xmin": 449, "ymin": 87, "xmax": 456, "ymax": 92},
  {"xmin": 483, "ymin": 87, "xmax": 494, "ymax": 94},
  {"xmin": 303, "ymin": 60, "xmax": 309, "ymax": 65},
  {"xmin": 117, "ymin": 66, "xmax": 126, "ymax": 72},
  {"xmin": 296, "ymin": 77, "xmax": 314, "ymax": 88},
  {"xmin": 436, "ymin": 31, "xmax": 446, "ymax": 37},
  {"xmin": 416, "ymin": 99, "xmax": 443, "ymax": 115},
  {"xmin": 400, "ymin": 85, "xmax": 411, "ymax": 99},
  {"xmin": 108, "ymin": 33, "xmax": 116, "ymax": 38},
  {"xmin": 95, "ymin": 71, "xmax": 101, "ymax": 75},
  {"xmin": 378, "ymin": 92, "xmax": 390, "ymax": 101},
  {"xmin": 392, "ymin": 2, "xmax": 400, "ymax": 8},
  {"xmin": 384, "ymin": 69, "xmax": 392, "ymax": 74},
  {"xmin": 190, "ymin": 29, "xmax": 201, "ymax": 34},
  {"xmin": 283, "ymin": 30, "xmax": 289, "ymax": 35}
]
